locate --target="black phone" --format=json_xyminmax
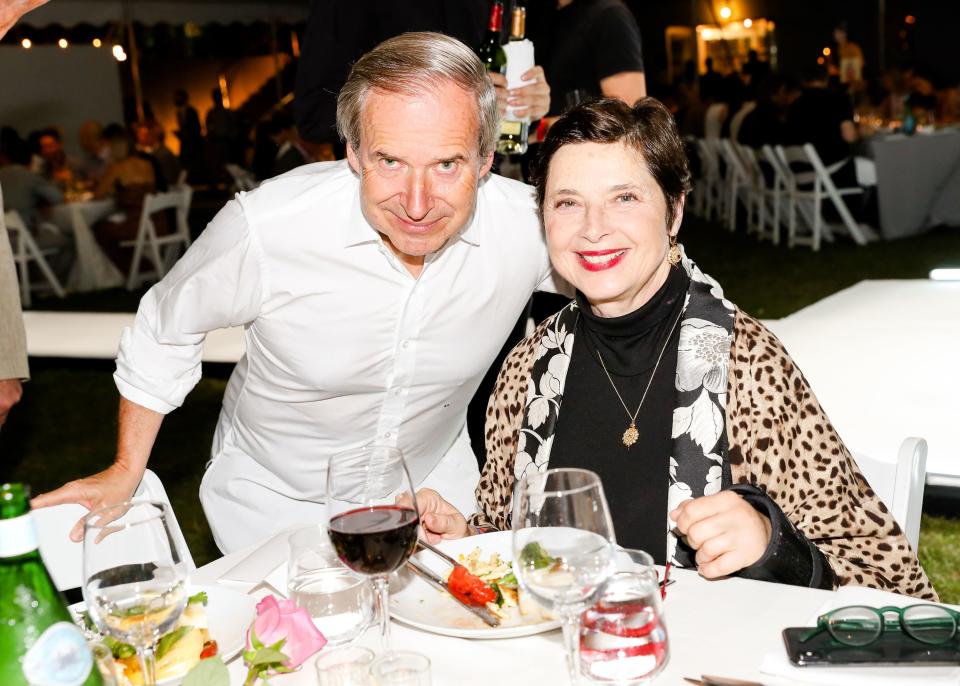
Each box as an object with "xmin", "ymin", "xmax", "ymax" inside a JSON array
[{"xmin": 782, "ymin": 627, "xmax": 960, "ymax": 666}]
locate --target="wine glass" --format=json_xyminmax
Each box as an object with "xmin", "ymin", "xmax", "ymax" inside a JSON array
[
  {"xmin": 326, "ymin": 445, "xmax": 419, "ymax": 652},
  {"xmin": 512, "ymin": 468, "xmax": 617, "ymax": 684},
  {"xmin": 82, "ymin": 500, "xmax": 190, "ymax": 686}
]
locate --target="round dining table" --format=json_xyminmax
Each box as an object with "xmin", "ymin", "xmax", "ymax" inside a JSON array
[{"xmin": 189, "ymin": 533, "xmax": 958, "ymax": 686}]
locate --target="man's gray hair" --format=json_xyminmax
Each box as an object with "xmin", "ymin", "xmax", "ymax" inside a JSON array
[{"xmin": 336, "ymin": 32, "xmax": 499, "ymax": 158}]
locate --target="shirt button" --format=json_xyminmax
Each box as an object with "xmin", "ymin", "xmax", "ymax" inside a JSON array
[
  {"xmin": 402, "ymin": 340, "xmax": 410, "ymax": 349},
  {"xmin": 385, "ymin": 432, "xmax": 392, "ymax": 438}
]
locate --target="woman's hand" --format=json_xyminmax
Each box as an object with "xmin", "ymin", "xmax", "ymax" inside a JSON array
[
  {"xmin": 669, "ymin": 490, "xmax": 772, "ymax": 579},
  {"xmin": 488, "ymin": 66, "xmax": 551, "ymax": 121},
  {"xmin": 413, "ymin": 488, "xmax": 470, "ymax": 543}
]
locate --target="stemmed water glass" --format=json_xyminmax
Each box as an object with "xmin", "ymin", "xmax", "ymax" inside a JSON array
[
  {"xmin": 512, "ymin": 468, "xmax": 617, "ymax": 684},
  {"xmin": 82, "ymin": 500, "xmax": 190, "ymax": 686},
  {"xmin": 326, "ymin": 445, "xmax": 420, "ymax": 652}
]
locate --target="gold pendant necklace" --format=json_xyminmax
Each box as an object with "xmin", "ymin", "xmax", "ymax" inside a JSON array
[{"xmin": 594, "ymin": 308, "xmax": 684, "ymax": 449}]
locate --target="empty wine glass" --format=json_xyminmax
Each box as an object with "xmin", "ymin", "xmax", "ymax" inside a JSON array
[
  {"xmin": 82, "ymin": 500, "xmax": 189, "ymax": 686},
  {"xmin": 512, "ymin": 468, "xmax": 617, "ymax": 684},
  {"xmin": 326, "ymin": 446, "xmax": 419, "ymax": 652}
]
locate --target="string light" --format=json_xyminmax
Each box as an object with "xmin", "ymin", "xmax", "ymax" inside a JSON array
[
  {"xmin": 719, "ymin": 6, "xmax": 732, "ymax": 20},
  {"xmin": 905, "ymin": 15, "xmax": 916, "ymax": 25},
  {"xmin": 58, "ymin": 38, "xmax": 69, "ymax": 48},
  {"xmin": 21, "ymin": 38, "xmax": 32, "ymax": 49},
  {"xmin": 743, "ymin": 18, "xmax": 753, "ymax": 28},
  {"xmin": 823, "ymin": 47, "xmax": 831, "ymax": 56},
  {"xmin": 112, "ymin": 44, "xmax": 127, "ymax": 62},
  {"xmin": 92, "ymin": 38, "xmax": 102, "ymax": 47}
]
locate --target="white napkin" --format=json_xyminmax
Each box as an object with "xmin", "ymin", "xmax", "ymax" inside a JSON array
[
  {"xmin": 218, "ymin": 529, "xmax": 293, "ymax": 585},
  {"xmin": 759, "ymin": 586, "xmax": 960, "ymax": 685}
]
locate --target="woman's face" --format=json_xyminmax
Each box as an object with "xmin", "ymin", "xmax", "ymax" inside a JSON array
[{"xmin": 543, "ymin": 141, "xmax": 681, "ymax": 318}]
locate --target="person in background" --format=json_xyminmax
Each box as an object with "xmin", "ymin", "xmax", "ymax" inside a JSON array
[
  {"xmin": 32, "ymin": 128, "xmax": 82, "ymax": 190},
  {"xmin": 77, "ymin": 120, "xmax": 108, "ymax": 183},
  {"xmin": 0, "ymin": 0, "xmax": 49, "ymax": 429},
  {"xmin": 738, "ymin": 75, "xmax": 797, "ymax": 150},
  {"xmin": 173, "ymin": 89, "xmax": 203, "ymax": 177},
  {"xmin": 92, "ymin": 124, "xmax": 165, "ymax": 271},
  {"xmin": 133, "ymin": 120, "xmax": 180, "ymax": 190},
  {"xmin": 830, "ymin": 23, "xmax": 864, "ymax": 87},
  {"xmin": 268, "ymin": 111, "xmax": 311, "ymax": 177},
  {"xmin": 206, "ymin": 87, "xmax": 245, "ymax": 170},
  {"xmin": 0, "ymin": 136, "xmax": 72, "ymax": 283},
  {"xmin": 699, "ymin": 56, "xmax": 723, "ymax": 102},
  {"xmin": 741, "ymin": 49, "xmax": 770, "ymax": 86},
  {"xmin": 530, "ymin": 0, "xmax": 646, "ymax": 116}
]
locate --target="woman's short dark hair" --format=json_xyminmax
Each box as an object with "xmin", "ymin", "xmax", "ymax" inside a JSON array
[{"xmin": 531, "ymin": 97, "xmax": 692, "ymax": 230}]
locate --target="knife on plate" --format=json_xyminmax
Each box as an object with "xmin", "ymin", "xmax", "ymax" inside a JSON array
[{"xmin": 404, "ymin": 558, "xmax": 501, "ymax": 627}]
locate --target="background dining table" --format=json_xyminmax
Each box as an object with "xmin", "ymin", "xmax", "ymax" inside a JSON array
[
  {"xmin": 191, "ymin": 532, "xmax": 960, "ymax": 686},
  {"xmin": 867, "ymin": 128, "xmax": 960, "ymax": 240},
  {"xmin": 49, "ymin": 197, "xmax": 124, "ymax": 291}
]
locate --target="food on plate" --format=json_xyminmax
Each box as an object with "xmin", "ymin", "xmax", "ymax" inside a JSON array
[
  {"xmin": 445, "ymin": 546, "xmax": 555, "ymax": 621},
  {"xmin": 79, "ymin": 591, "xmax": 218, "ymax": 685}
]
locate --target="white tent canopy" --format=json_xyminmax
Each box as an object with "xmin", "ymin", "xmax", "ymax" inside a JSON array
[{"xmin": 20, "ymin": 0, "xmax": 309, "ymax": 26}]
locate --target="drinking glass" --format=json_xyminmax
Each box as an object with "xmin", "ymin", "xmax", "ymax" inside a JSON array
[
  {"xmin": 580, "ymin": 549, "xmax": 669, "ymax": 684},
  {"xmin": 369, "ymin": 651, "xmax": 431, "ymax": 686},
  {"xmin": 326, "ymin": 446, "xmax": 419, "ymax": 652},
  {"xmin": 512, "ymin": 468, "xmax": 617, "ymax": 684},
  {"xmin": 82, "ymin": 500, "xmax": 189, "ymax": 686},
  {"xmin": 287, "ymin": 525, "xmax": 374, "ymax": 645},
  {"xmin": 315, "ymin": 645, "xmax": 375, "ymax": 685}
]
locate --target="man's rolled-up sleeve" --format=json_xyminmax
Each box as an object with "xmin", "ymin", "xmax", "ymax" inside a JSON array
[{"xmin": 114, "ymin": 199, "xmax": 266, "ymax": 413}]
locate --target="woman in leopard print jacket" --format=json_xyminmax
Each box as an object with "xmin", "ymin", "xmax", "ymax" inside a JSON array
[{"xmin": 417, "ymin": 97, "xmax": 935, "ymax": 600}]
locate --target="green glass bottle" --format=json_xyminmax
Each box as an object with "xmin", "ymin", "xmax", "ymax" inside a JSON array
[
  {"xmin": 0, "ymin": 483, "xmax": 104, "ymax": 686},
  {"xmin": 477, "ymin": 1, "xmax": 507, "ymax": 74}
]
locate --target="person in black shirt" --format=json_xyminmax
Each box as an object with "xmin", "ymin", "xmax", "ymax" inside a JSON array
[
  {"xmin": 738, "ymin": 75, "xmax": 798, "ymax": 150},
  {"xmin": 294, "ymin": 0, "xmax": 551, "ymax": 159},
  {"xmin": 530, "ymin": 0, "xmax": 645, "ymax": 115}
]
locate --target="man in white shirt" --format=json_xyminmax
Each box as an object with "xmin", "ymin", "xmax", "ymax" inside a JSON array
[{"xmin": 34, "ymin": 32, "xmax": 557, "ymax": 553}]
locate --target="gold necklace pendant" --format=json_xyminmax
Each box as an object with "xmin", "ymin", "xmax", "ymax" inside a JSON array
[{"xmin": 622, "ymin": 422, "xmax": 639, "ymax": 448}]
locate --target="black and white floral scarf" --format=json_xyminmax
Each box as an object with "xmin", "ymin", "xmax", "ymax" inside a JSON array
[{"xmin": 512, "ymin": 247, "xmax": 736, "ymax": 566}]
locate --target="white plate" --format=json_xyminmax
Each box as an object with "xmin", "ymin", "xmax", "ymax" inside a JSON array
[
  {"xmin": 389, "ymin": 530, "xmax": 561, "ymax": 639},
  {"xmin": 71, "ymin": 584, "xmax": 256, "ymax": 683}
]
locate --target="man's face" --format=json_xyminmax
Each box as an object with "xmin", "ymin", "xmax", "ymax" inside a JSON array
[
  {"xmin": 39, "ymin": 135, "xmax": 61, "ymax": 161},
  {"xmin": 346, "ymin": 80, "xmax": 493, "ymax": 275}
]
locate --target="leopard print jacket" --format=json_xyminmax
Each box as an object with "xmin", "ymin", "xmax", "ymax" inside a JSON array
[{"xmin": 475, "ymin": 307, "xmax": 937, "ymax": 600}]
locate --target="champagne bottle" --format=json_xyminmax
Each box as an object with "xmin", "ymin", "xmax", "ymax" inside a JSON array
[
  {"xmin": 497, "ymin": 4, "xmax": 533, "ymax": 155},
  {"xmin": 0, "ymin": 483, "xmax": 104, "ymax": 686},
  {"xmin": 477, "ymin": 0, "xmax": 506, "ymax": 74}
]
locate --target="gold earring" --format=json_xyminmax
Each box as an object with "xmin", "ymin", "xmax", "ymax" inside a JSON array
[{"xmin": 667, "ymin": 236, "xmax": 682, "ymax": 266}]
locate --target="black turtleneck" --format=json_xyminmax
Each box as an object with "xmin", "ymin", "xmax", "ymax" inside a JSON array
[{"xmin": 549, "ymin": 266, "xmax": 690, "ymax": 562}]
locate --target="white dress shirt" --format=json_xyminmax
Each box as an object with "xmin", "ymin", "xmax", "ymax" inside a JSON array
[{"xmin": 115, "ymin": 160, "xmax": 554, "ymax": 552}]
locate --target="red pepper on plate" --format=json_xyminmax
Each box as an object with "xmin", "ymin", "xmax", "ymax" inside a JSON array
[{"xmin": 447, "ymin": 565, "xmax": 497, "ymax": 606}]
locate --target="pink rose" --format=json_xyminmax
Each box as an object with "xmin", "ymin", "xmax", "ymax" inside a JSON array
[{"xmin": 246, "ymin": 595, "xmax": 327, "ymax": 668}]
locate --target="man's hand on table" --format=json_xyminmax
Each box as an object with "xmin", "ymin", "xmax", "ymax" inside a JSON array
[
  {"xmin": 670, "ymin": 490, "xmax": 772, "ymax": 579},
  {"xmin": 0, "ymin": 378, "xmax": 23, "ymax": 428},
  {"xmin": 31, "ymin": 462, "xmax": 144, "ymax": 541},
  {"xmin": 488, "ymin": 66, "xmax": 551, "ymax": 122},
  {"xmin": 412, "ymin": 488, "xmax": 470, "ymax": 544}
]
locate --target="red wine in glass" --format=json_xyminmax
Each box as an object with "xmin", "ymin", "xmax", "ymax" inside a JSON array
[{"xmin": 328, "ymin": 505, "xmax": 419, "ymax": 575}]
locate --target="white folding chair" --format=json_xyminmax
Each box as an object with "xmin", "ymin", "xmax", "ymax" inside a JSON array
[
  {"xmin": 123, "ymin": 186, "xmax": 193, "ymax": 290},
  {"xmin": 736, "ymin": 143, "xmax": 782, "ymax": 244},
  {"xmin": 694, "ymin": 138, "xmax": 726, "ymax": 222},
  {"xmin": 718, "ymin": 139, "xmax": 755, "ymax": 232},
  {"xmin": 3, "ymin": 209, "xmax": 65, "ymax": 308},
  {"xmin": 853, "ymin": 437, "xmax": 927, "ymax": 550},
  {"xmin": 225, "ymin": 163, "xmax": 258, "ymax": 192},
  {"xmin": 32, "ymin": 468, "xmax": 197, "ymax": 593}
]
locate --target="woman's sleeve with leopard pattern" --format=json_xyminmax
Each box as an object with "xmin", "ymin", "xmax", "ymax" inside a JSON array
[
  {"xmin": 726, "ymin": 310, "xmax": 937, "ymax": 600},
  {"xmin": 467, "ymin": 324, "xmax": 543, "ymax": 533}
]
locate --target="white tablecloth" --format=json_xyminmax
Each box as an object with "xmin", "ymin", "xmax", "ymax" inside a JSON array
[
  {"xmin": 50, "ymin": 199, "xmax": 124, "ymax": 292},
  {"xmin": 191, "ymin": 539, "xmax": 959, "ymax": 686},
  {"xmin": 765, "ymin": 279, "xmax": 960, "ymax": 486}
]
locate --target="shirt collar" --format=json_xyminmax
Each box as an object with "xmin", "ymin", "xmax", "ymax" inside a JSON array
[{"xmin": 340, "ymin": 170, "xmax": 483, "ymax": 249}]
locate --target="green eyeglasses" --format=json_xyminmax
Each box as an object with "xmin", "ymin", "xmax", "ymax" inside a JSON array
[{"xmin": 800, "ymin": 604, "xmax": 960, "ymax": 647}]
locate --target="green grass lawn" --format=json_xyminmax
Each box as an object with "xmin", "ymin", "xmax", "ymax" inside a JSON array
[{"xmin": 2, "ymin": 213, "xmax": 959, "ymax": 598}]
